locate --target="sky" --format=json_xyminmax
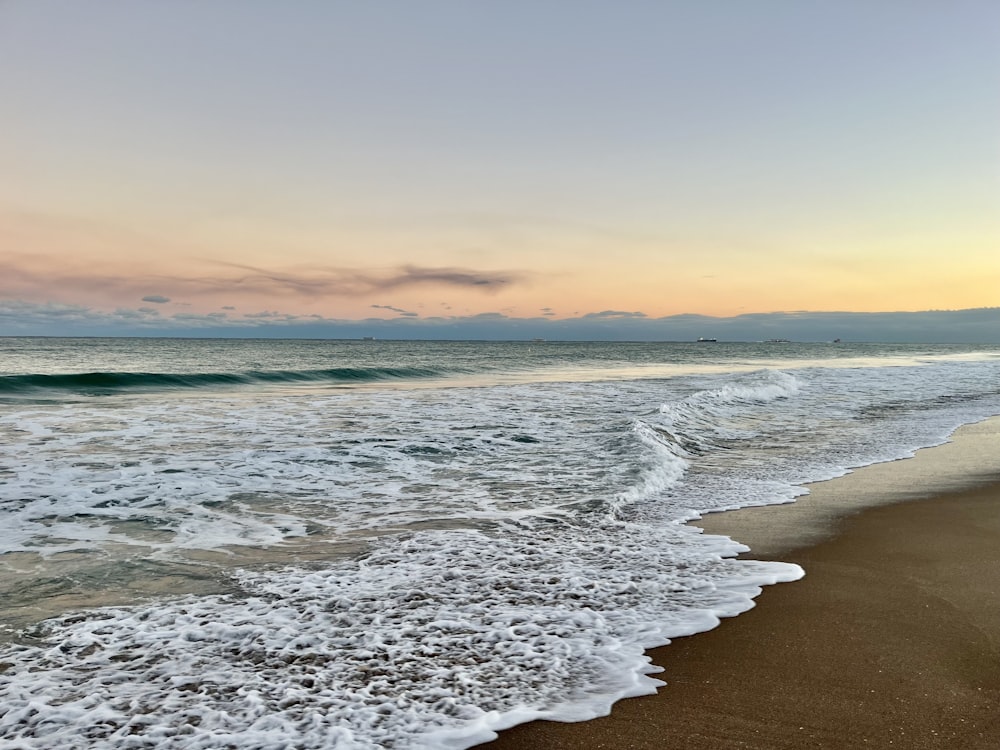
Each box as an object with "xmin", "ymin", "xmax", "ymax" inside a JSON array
[{"xmin": 2, "ymin": 1, "xmax": 999, "ymax": 341}]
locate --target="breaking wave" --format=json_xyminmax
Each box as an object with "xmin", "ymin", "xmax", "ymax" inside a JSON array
[{"xmin": 0, "ymin": 367, "xmax": 455, "ymax": 396}]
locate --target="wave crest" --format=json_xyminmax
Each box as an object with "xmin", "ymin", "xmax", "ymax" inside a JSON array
[{"xmin": 0, "ymin": 367, "xmax": 451, "ymax": 396}]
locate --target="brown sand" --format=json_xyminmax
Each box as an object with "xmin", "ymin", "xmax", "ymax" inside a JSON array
[{"xmin": 485, "ymin": 424, "xmax": 1000, "ymax": 749}]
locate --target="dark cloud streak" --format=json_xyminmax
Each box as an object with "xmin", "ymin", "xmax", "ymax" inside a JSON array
[
  {"xmin": 197, "ymin": 262, "xmax": 525, "ymax": 297},
  {"xmin": 580, "ymin": 310, "xmax": 648, "ymax": 319},
  {"xmin": 371, "ymin": 304, "xmax": 419, "ymax": 317},
  {"xmin": 1, "ymin": 261, "xmax": 529, "ymax": 301}
]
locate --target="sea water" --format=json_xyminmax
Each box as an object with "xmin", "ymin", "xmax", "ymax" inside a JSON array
[{"xmin": 1, "ymin": 338, "xmax": 999, "ymax": 748}]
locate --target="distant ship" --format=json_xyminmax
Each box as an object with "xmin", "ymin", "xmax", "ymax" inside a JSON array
[
  {"xmin": 697, "ymin": 337, "xmax": 717, "ymax": 343},
  {"xmin": 764, "ymin": 338, "xmax": 790, "ymax": 343}
]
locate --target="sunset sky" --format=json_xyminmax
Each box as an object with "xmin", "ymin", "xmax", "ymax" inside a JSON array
[{"xmin": 2, "ymin": 1, "xmax": 999, "ymax": 339}]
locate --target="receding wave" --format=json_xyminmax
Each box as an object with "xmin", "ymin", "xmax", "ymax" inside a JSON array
[{"xmin": 0, "ymin": 366, "xmax": 454, "ymax": 395}]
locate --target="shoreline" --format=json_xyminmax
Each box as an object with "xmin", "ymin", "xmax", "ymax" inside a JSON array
[{"xmin": 484, "ymin": 418, "xmax": 1000, "ymax": 749}]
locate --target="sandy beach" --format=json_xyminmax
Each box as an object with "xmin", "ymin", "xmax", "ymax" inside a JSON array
[{"xmin": 486, "ymin": 420, "xmax": 1000, "ymax": 749}]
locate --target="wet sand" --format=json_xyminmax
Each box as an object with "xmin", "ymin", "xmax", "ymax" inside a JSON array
[{"xmin": 485, "ymin": 420, "xmax": 1000, "ymax": 749}]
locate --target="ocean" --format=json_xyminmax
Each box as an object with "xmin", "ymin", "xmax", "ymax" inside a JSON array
[{"xmin": 2, "ymin": 337, "xmax": 999, "ymax": 749}]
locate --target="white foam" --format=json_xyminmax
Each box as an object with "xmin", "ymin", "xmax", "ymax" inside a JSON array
[{"xmin": 0, "ymin": 521, "xmax": 801, "ymax": 749}]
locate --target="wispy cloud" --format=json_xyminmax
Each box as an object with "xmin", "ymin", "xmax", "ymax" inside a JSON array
[
  {"xmin": 580, "ymin": 310, "xmax": 648, "ymax": 319},
  {"xmin": 1, "ymin": 256, "xmax": 529, "ymax": 304},
  {"xmin": 371, "ymin": 304, "xmax": 420, "ymax": 318},
  {"xmin": 181, "ymin": 262, "xmax": 526, "ymax": 298}
]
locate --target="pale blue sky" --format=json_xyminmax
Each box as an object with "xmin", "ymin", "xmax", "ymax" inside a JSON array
[{"xmin": 1, "ymin": 1, "xmax": 998, "ymax": 339}]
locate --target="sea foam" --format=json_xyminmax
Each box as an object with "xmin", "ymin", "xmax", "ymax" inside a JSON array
[{"xmin": 0, "ymin": 521, "xmax": 801, "ymax": 749}]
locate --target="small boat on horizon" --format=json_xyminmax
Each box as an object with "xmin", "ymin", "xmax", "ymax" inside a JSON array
[{"xmin": 696, "ymin": 337, "xmax": 717, "ymax": 343}]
